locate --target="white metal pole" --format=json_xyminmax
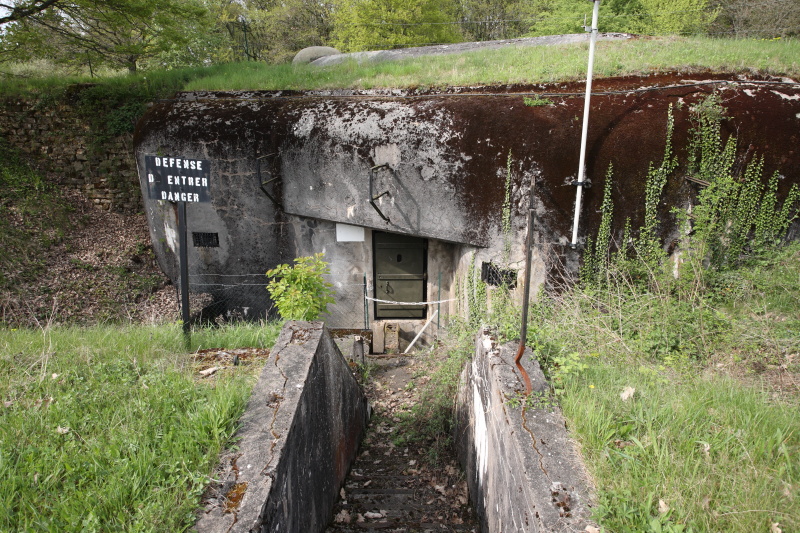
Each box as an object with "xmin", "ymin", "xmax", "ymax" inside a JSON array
[
  {"xmin": 570, "ymin": 0, "xmax": 601, "ymax": 247},
  {"xmin": 403, "ymin": 310, "xmax": 438, "ymax": 354}
]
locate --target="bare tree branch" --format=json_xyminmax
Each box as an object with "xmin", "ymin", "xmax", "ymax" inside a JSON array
[{"xmin": 0, "ymin": 0, "xmax": 62, "ymax": 25}]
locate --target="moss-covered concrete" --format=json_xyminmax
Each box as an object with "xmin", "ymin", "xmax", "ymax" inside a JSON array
[{"xmin": 134, "ymin": 74, "xmax": 800, "ymax": 323}]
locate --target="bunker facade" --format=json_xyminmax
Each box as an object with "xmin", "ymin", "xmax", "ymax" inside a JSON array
[{"xmin": 134, "ymin": 74, "xmax": 800, "ymax": 348}]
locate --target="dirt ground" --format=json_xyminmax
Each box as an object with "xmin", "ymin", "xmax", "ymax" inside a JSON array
[{"xmin": 1, "ymin": 188, "xmax": 177, "ymax": 327}]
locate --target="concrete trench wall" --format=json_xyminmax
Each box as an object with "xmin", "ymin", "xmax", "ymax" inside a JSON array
[
  {"xmin": 196, "ymin": 321, "xmax": 368, "ymax": 532},
  {"xmin": 455, "ymin": 330, "xmax": 595, "ymax": 532}
]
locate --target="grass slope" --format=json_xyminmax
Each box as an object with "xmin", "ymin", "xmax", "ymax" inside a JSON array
[
  {"xmin": 183, "ymin": 37, "xmax": 800, "ymax": 92},
  {"xmin": 539, "ymin": 244, "xmax": 800, "ymax": 532},
  {"xmin": 563, "ymin": 362, "xmax": 798, "ymax": 532},
  {"xmin": 0, "ymin": 322, "xmax": 281, "ymax": 531}
]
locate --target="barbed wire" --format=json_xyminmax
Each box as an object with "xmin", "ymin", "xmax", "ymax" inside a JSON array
[{"xmin": 190, "ymin": 272, "xmax": 266, "ymax": 277}]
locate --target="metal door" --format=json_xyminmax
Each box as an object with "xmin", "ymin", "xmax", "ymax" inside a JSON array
[{"xmin": 374, "ymin": 232, "xmax": 427, "ymax": 319}]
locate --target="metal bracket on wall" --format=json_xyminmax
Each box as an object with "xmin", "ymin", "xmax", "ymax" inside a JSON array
[
  {"xmin": 256, "ymin": 152, "xmax": 282, "ymax": 209},
  {"xmin": 369, "ymin": 163, "xmax": 393, "ymax": 223},
  {"xmin": 684, "ymin": 175, "xmax": 710, "ymax": 188}
]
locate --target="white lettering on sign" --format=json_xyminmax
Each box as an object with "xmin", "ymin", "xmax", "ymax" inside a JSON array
[
  {"xmin": 166, "ymin": 175, "xmax": 210, "ymax": 187},
  {"xmin": 154, "ymin": 157, "xmax": 203, "ymax": 170},
  {"xmin": 148, "ymin": 173, "xmax": 154, "ymax": 183},
  {"xmin": 161, "ymin": 191, "xmax": 201, "ymax": 202}
]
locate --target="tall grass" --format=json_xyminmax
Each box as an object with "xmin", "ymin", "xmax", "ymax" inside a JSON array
[
  {"xmin": 515, "ymin": 240, "xmax": 800, "ymax": 533},
  {"xmin": 0, "ymin": 322, "xmax": 281, "ymax": 531},
  {"xmin": 562, "ymin": 362, "xmax": 798, "ymax": 532},
  {"xmin": 0, "ymin": 63, "xmax": 229, "ymax": 98}
]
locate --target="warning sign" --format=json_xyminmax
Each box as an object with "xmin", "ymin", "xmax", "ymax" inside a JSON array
[{"xmin": 144, "ymin": 155, "xmax": 211, "ymax": 203}]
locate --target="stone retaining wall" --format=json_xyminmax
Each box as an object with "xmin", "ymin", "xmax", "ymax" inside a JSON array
[
  {"xmin": 0, "ymin": 96, "xmax": 142, "ymax": 213},
  {"xmin": 455, "ymin": 330, "xmax": 595, "ymax": 532}
]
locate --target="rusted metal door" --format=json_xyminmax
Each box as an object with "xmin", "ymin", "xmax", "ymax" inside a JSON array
[{"xmin": 374, "ymin": 232, "xmax": 426, "ymax": 319}]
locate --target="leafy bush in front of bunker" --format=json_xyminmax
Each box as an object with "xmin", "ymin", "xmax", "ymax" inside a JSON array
[{"xmin": 266, "ymin": 253, "xmax": 336, "ymax": 320}]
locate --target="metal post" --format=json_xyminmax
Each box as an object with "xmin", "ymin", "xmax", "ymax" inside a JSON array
[
  {"xmin": 177, "ymin": 201, "xmax": 191, "ymax": 346},
  {"xmin": 363, "ymin": 273, "xmax": 369, "ymax": 330},
  {"xmin": 437, "ymin": 271, "xmax": 441, "ymax": 330},
  {"xmin": 515, "ymin": 177, "xmax": 537, "ymax": 395},
  {"xmin": 570, "ymin": 0, "xmax": 602, "ymax": 248}
]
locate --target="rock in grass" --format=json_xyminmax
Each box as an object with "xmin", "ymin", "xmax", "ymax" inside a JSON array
[{"xmin": 292, "ymin": 46, "xmax": 341, "ymax": 65}]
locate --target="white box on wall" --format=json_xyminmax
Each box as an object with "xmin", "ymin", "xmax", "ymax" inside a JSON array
[{"xmin": 336, "ymin": 223, "xmax": 365, "ymax": 242}]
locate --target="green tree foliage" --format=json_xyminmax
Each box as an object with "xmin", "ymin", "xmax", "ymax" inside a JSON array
[
  {"xmin": 635, "ymin": 0, "xmax": 718, "ymax": 35},
  {"xmin": 454, "ymin": 0, "xmax": 535, "ymax": 41},
  {"xmin": 266, "ymin": 253, "xmax": 336, "ymax": 320},
  {"xmin": 254, "ymin": 0, "xmax": 334, "ymax": 63},
  {"xmin": 525, "ymin": 0, "xmax": 717, "ymax": 37},
  {"xmin": 0, "ymin": 0, "xmax": 60, "ymax": 25},
  {"xmin": 525, "ymin": 0, "xmax": 594, "ymax": 36},
  {"xmin": 0, "ymin": 0, "xmax": 209, "ymax": 73},
  {"xmin": 331, "ymin": 0, "xmax": 463, "ymax": 52},
  {"xmin": 216, "ymin": 0, "xmax": 334, "ymax": 63},
  {"xmin": 711, "ymin": 0, "xmax": 800, "ymax": 38},
  {"xmin": 140, "ymin": 0, "xmax": 234, "ymax": 69}
]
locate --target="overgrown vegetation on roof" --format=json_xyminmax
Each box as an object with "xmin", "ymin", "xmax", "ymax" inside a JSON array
[{"xmin": 0, "ymin": 37, "xmax": 798, "ymax": 101}]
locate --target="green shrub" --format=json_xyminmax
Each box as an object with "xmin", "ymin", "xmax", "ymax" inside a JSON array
[{"xmin": 265, "ymin": 253, "xmax": 335, "ymax": 320}]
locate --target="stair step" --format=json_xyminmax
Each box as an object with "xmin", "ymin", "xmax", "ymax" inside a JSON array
[{"xmin": 326, "ymin": 355, "xmax": 477, "ymax": 533}]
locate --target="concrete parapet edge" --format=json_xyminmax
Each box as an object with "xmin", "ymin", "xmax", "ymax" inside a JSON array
[
  {"xmin": 196, "ymin": 321, "xmax": 369, "ymax": 532},
  {"xmin": 455, "ymin": 329, "xmax": 595, "ymax": 532}
]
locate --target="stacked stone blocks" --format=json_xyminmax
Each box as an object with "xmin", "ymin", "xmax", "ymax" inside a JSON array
[{"xmin": 0, "ymin": 97, "xmax": 142, "ymax": 213}]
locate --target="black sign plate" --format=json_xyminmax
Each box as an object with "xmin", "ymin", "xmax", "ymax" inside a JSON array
[{"xmin": 145, "ymin": 155, "xmax": 211, "ymax": 203}]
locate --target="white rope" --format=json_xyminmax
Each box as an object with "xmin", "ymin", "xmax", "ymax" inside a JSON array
[{"xmin": 365, "ymin": 296, "xmax": 456, "ymax": 306}]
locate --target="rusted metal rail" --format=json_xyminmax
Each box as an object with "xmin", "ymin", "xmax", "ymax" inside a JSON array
[{"xmin": 515, "ymin": 175, "xmax": 537, "ymax": 395}]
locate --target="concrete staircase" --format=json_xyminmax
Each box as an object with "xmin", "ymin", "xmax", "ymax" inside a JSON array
[{"xmin": 326, "ymin": 355, "xmax": 478, "ymax": 533}]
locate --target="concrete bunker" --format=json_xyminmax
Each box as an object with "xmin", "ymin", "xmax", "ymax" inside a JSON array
[
  {"xmin": 129, "ymin": 75, "xmax": 800, "ymax": 532},
  {"xmin": 134, "ymin": 74, "xmax": 800, "ymax": 351}
]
